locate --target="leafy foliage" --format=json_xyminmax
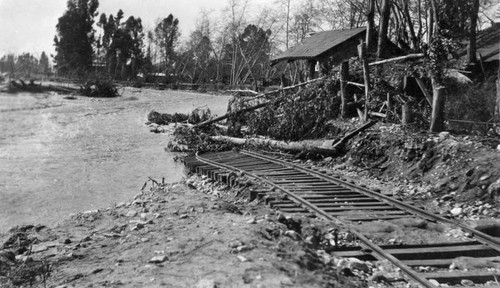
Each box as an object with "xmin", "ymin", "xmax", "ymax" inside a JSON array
[
  {"xmin": 229, "ymin": 79, "xmax": 341, "ymax": 141},
  {"xmin": 154, "ymin": 14, "xmax": 180, "ymax": 83},
  {"xmin": 0, "ymin": 53, "xmax": 51, "ymax": 79},
  {"xmin": 54, "ymin": 0, "xmax": 99, "ymax": 76},
  {"xmin": 97, "ymin": 10, "xmax": 145, "ymax": 80}
]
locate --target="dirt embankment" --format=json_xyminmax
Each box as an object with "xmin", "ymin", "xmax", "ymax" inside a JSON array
[
  {"xmin": 327, "ymin": 124, "xmax": 500, "ymax": 219},
  {"xmin": 0, "ymin": 177, "xmax": 366, "ymax": 288}
]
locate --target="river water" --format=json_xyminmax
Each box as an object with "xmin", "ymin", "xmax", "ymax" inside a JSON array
[{"xmin": 0, "ymin": 87, "xmax": 230, "ymax": 233}]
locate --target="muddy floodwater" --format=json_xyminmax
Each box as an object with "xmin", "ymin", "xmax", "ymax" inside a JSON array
[{"xmin": 0, "ymin": 87, "xmax": 231, "ymax": 233}]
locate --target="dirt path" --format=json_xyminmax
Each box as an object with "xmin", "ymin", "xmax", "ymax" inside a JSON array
[{"xmin": 0, "ymin": 88, "xmax": 230, "ymax": 233}]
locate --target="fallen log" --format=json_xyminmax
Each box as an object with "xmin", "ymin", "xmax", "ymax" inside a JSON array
[{"xmin": 209, "ymin": 135, "xmax": 341, "ymax": 156}]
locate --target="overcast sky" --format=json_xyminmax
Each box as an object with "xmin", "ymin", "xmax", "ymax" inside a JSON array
[{"xmin": 0, "ymin": 0, "xmax": 269, "ymax": 58}]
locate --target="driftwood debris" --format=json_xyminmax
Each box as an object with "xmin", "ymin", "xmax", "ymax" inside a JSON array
[
  {"xmin": 209, "ymin": 120, "xmax": 377, "ymax": 156},
  {"xmin": 194, "ymin": 77, "xmax": 331, "ymax": 128},
  {"xmin": 8, "ymin": 80, "xmax": 78, "ymax": 94}
]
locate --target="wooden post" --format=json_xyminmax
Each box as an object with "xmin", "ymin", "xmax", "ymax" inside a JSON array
[
  {"xmin": 402, "ymin": 103, "xmax": 412, "ymax": 125},
  {"xmin": 307, "ymin": 60, "xmax": 315, "ymax": 81},
  {"xmin": 340, "ymin": 61, "xmax": 349, "ymax": 118},
  {"xmin": 358, "ymin": 41, "xmax": 370, "ymax": 122},
  {"xmin": 386, "ymin": 92, "xmax": 392, "ymax": 111},
  {"xmin": 430, "ymin": 87, "xmax": 446, "ymax": 132},
  {"xmin": 496, "ymin": 71, "xmax": 500, "ymax": 117}
]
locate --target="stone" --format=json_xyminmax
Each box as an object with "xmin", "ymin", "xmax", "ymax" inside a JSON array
[
  {"xmin": 284, "ymin": 230, "xmax": 301, "ymax": 241},
  {"xmin": 196, "ymin": 279, "xmax": 217, "ymax": 288},
  {"xmin": 126, "ymin": 210, "xmax": 138, "ymax": 217},
  {"xmin": 31, "ymin": 244, "xmax": 48, "ymax": 253},
  {"xmin": 148, "ymin": 255, "xmax": 168, "ymax": 264},
  {"xmin": 83, "ymin": 209, "xmax": 98, "ymax": 215},
  {"xmin": 461, "ymin": 279, "xmax": 474, "ymax": 286},
  {"xmin": 450, "ymin": 207, "xmax": 463, "ymax": 216},
  {"xmin": 367, "ymin": 271, "xmax": 388, "ymax": 283},
  {"xmin": 15, "ymin": 255, "xmax": 33, "ymax": 263},
  {"xmin": 237, "ymin": 255, "xmax": 248, "ymax": 262},
  {"xmin": 438, "ymin": 131, "xmax": 450, "ymax": 138},
  {"xmin": 179, "ymin": 214, "xmax": 189, "ymax": 219},
  {"xmin": 228, "ymin": 240, "xmax": 243, "ymax": 248},
  {"xmin": 497, "ymin": 144, "xmax": 500, "ymax": 151},
  {"xmin": 236, "ymin": 245, "xmax": 253, "ymax": 253},
  {"xmin": 246, "ymin": 217, "xmax": 257, "ymax": 224},
  {"xmin": 347, "ymin": 258, "xmax": 370, "ymax": 273},
  {"xmin": 428, "ymin": 279, "xmax": 440, "ymax": 286},
  {"xmin": 280, "ymin": 277, "xmax": 294, "ymax": 286}
]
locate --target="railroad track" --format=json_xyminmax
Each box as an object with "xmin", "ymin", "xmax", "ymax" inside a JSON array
[{"xmin": 184, "ymin": 150, "xmax": 500, "ymax": 287}]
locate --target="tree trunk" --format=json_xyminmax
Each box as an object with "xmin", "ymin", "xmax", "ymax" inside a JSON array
[
  {"xmin": 210, "ymin": 135, "xmax": 341, "ymax": 156},
  {"xmin": 430, "ymin": 0, "xmax": 439, "ymax": 35},
  {"xmin": 340, "ymin": 61, "xmax": 350, "ymax": 118},
  {"xmin": 468, "ymin": 0, "xmax": 480, "ymax": 64},
  {"xmin": 377, "ymin": 0, "xmax": 392, "ymax": 59},
  {"xmin": 209, "ymin": 121, "xmax": 377, "ymax": 156},
  {"xmin": 430, "ymin": 87, "xmax": 446, "ymax": 132},
  {"xmin": 365, "ymin": 0, "xmax": 376, "ymax": 50}
]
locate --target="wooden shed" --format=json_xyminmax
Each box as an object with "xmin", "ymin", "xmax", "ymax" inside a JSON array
[{"xmin": 271, "ymin": 27, "xmax": 367, "ymax": 79}]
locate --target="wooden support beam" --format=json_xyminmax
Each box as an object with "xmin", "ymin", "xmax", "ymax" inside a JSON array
[
  {"xmin": 368, "ymin": 53, "xmax": 425, "ymax": 66},
  {"xmin": 496, "ymin": 72, "xmax": 500, "ymax": 117},
  {"xmin": 346, "ymin": 81, "xmax": 365, "ymax": 88},
  {"xmin": 430, "ymin": 87, "xmax": 446, "ymax": 132}
]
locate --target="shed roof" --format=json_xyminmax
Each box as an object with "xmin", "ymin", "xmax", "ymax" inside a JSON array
[
  {"xmin": 477, "ymin": 23, "xmax": 500, "ymax": 62},
  {"xmin": 271, "ymin": 27, "xmax": 366, "ymax": 64},
  {"xmin": 459, "ymin": 23, "xmax": 500, "ymax": 63}
]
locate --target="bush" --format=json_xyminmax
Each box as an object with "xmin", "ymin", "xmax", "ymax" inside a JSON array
[{"xmin": 445, "ymin": 75, "xmax": 497, "ymax": 134}]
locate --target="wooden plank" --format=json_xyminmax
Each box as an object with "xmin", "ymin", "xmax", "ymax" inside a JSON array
[
  {"xmin": 420, "ymin": 271, "xmax": 500, "ymax": 284},
  {"xmin": 386, "ymin": 245, "xmax": 496, "ymax": 260}
]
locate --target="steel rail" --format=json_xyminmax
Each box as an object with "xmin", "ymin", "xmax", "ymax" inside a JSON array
[
  {"xmin": 195, "ymin": 152, "xmax": 438, "ymax": 288},
  {"xmin": 241, "ymin": 150, "xmax": 500, "ymax": 252}
]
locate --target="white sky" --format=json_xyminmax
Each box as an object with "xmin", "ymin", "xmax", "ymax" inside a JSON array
[{"xmin": 0, "ymin": 0, "xmax": 270, "ymax": 58}]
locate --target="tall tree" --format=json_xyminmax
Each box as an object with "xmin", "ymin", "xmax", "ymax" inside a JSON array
[
  {"xmin": 376, "ymin": 0, "xmax": 392, "ymax": 58},
  {"xmin": 54, "ymin": 0, "xmax": 99, "ymax": 76},
  {"xmin": 97, "ymin": 10, "xmax": 145, "ymax": 79},
  {"xmin": 39, "ymin": 52, "xmax": 51, "ymax": 75},
  {"xmin": 154, "ymin": 14, "xmax": 180, "ymax": 82},
  {"xmin": 468, "ymin": 0, "xmax": 480, "ymax": 64}
]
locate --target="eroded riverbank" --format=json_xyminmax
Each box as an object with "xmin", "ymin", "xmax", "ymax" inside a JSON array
[{"xmin": 0, "ymin": 87, "xmax": 230, "ymax": 233}]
